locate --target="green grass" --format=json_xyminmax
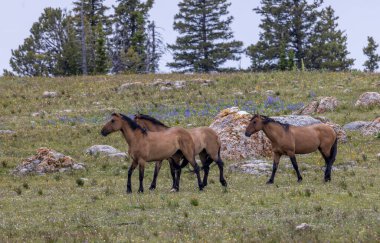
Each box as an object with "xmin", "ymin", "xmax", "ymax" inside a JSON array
[{"xmin": 0, "ymin": 72, "xmax": 379, "ymax": 241}]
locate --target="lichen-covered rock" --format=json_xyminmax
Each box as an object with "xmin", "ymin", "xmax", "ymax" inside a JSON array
[
  {"xmin": 360, "ymin": 121, "xmax": 380, "ymax": 136},
  {"xmin": 209, "ymin": 107, "xmax": 272, "ymax": 161},
  {"xmin": 229, "ymin": 160, "xmax": 272, "ymax": 175},
  {"xmin": 13, "ymin": 147, "xmax": 85, "ymax": 175},
  {"xmin": 294, "ymin": 97, "xmax": 339, "ymax": 115},
  {"xmin": 118, "ymin": 82, "xmax": 144, "ymax": 92},
  {"xmin": 355, "ymin": 92, "xmax": 380, "ymax": 107},
  {"xmin": 86, "ymin": 145, "xmax": 127, "ymax": 158}
]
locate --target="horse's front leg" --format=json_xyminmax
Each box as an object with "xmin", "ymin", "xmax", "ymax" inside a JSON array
[
  {"xmin": 289, "ymin": 155, "xmax": 303, "ymax": 182},
  {"xmin": 127, "ymin": 160, "xmax": 138, "ymax": 194},
  {"xmin": 138, "ymin": 161, "xmax": 145, "ymax": 193},
  {"xmin": 267, "ymin": 152, "xmax": 281, "ymax": 184},
  {"xmin": 150, "ymin": 160, "xmax": 163, "ymax": 190}
]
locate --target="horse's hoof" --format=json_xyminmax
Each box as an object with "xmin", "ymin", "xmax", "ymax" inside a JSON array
[
  {"xmin": 149, "ymin": 186, "xmax": 156, "ymax": 191},
  {"xmin": 170, "ymin": 188, "xmax": 178, "ymax": 193},
  {"xmin": 266, "ymin": 180, "xmax": 274, "ymax": 184},
  {"xmin": 221, "ymin": 180, "xmax": 228, "ymax": 187},
  {"xmin": 324, "ymin": 178, "xmax": 331, "ymax": 182},
  {"xmin": 126, "ymin": 190, "xmax": 132, "ymax": 194},
  {"xmin": 138, "ymin": 190, "xmax": 144, "ymax": 193},
  {"xmin": 298, "ymin": 178, "xmax": 303, "ymax": 183}
]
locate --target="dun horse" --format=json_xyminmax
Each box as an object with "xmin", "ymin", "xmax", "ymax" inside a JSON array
[
  {"xmin": 134, "ymin": 114, "xmax": 227, "ymax": 190},
  {"xmin": 245, "ymin": 114, "xmax": 337, "ymax": 183},
  {"xmin": 101, "ymin": 113, "xmax": 203, "ymax": 193}
]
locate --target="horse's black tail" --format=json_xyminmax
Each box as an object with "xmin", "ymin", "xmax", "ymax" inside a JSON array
[{"xmin": 329, "ymin": 137, "xmax": 338, "ymax": 164}]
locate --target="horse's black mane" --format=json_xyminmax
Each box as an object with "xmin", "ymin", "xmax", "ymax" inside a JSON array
[
  {"xmin": 252, "ymin": 114, "xmax": 290, "ymax": 130},
  {"xmin": 113, "ymin": 113, "xmax": 147, "ymax": 134},
  {"xmin": 137, "ymin": 114, "xmax": 169, "ymax": 128}
]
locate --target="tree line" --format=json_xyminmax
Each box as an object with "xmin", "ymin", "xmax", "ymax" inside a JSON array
[{"xmin": 3, "ymin": 0, "xmax": 380, "ymax": 77}]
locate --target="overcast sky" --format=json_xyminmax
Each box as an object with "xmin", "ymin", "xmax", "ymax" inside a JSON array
[{"xmin": 1, "ymin": 0, "xmax": 379, "ymax": 75}]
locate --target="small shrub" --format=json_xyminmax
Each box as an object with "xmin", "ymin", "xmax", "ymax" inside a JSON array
[
  {"xmin": 190, "ymin": 198, "xmax": 199, "ymax": 206},
  {"xmin": 14, "ymin": 187, "xmax": 22, "ymax": 195},
  {"xmin": 1, "ymin": 161, "xmax": 7, "ymax": 168},
  {"xmin": 339, "ymin": 180, "xmax": 348, "ymax": 190},
  {"xmin": 37, "ymin": 189, "xmax": 43, "ymax": 195},
  {"xmin": 167, "ymin": 199, "xmax": 180, "ymax": 209},
  {"xmin": 314, "ymin": 205, "xmax": 323, "ymax": 212},
  {"xmin": 304, "ymin": 188, "xmax": 312, "ymax": 197},
  {"xmin": 53, "ymin": 174, "xmax": 61, "ymax": 181},
  {"xmin": 76, "ymin": 178, "xmax": 85, "ymax": 187},
  {"xmin": 22, "ymin": 182, "xmax": 29, "ymax": 189}
]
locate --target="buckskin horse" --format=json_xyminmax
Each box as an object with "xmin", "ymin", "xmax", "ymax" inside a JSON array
[
  {"xmin": 245, "ymin": 114, "xmax": 337, "ymax": 184},
  {"xmin": 101, "ymin": 113, "xmax": 203, "ymax": 193}
]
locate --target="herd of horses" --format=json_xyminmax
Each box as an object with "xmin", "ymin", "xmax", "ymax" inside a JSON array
[{"xmin": 101, "ymin": 113, "xmax": 337, "ymax": 193}]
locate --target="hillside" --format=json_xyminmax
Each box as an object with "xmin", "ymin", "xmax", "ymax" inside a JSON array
[{"xmin": 0, "ymin": 72, "xmax": 379, "ymax": 241}]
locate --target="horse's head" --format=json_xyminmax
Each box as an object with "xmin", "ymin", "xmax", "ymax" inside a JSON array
[
  {"xmin": 101, "ymin": 113, "xmax": 124, "ymax": 136},
  {"xmin": 245, "ymin": 114, "xmax": 265, "ymax": 137}
]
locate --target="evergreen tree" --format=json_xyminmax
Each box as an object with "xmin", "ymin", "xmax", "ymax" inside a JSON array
[
  {"xmin": 72, "ymin": 0, "xmax": 111, "ymax": 74},
  {"xmin": 306, "ymin": 6, "xmax": 354, "ymax": 71},
  {"xmin": 95, "ymin": 22, "xmax": 109, "ymax": 74},
  {"xmin": 247, "ymin": 0, "xmax": 323, "ymax": 71},
  {"xmin": 145, "ymin": 21, "xmax": 164, "ymax": 73},
  {"xmin": 168, "ymin": 0, "xmax": 243, "ymax": 73},
  {"xmin": 111, "ymin": 0, "xmax": 154, "ymax": 73},
  {"xmin": 9, "ymin": 8, "xmax": 78, "ymax": 76},
  {"xmin": 363, "ymin": 36, "xmax": 380, "ymax": 72}
]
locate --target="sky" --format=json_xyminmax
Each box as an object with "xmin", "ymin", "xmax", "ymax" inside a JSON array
[{"xmin": 0, "ymin": 0, "xmax": 380, "ymax": 75}]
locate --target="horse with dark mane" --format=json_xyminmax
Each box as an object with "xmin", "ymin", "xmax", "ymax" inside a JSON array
[
  {"xmin": 245, "ymin": 114, "xmax": 337, "ymax": 184},
  {"xmin": 101, "ymin": 113, "xmax": 203, "ymax": 193},
  {"xmin": 134, "ymin": 114, "xmax": 227, "ymax": 190}
]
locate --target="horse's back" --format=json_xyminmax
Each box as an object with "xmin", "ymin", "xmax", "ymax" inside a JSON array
[{"xmin": 291, "ymin": 123, "xmax": 336, "ymax": 154}]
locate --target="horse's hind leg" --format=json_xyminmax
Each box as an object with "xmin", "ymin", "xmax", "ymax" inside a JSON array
[
  {"xmin": 267, "ymin": 152, "xmax": 281, "ymax": 184},
  {"xmin": 207, "ymin": 148, "xmax": 227, "ymax": 187},
  {"xmin": 150, "ymin": 160, "xmax": 163, "ymax": 190},
  {"xmin": 199, "ymin": 150, "xmax": 211, "ymax": 187},
  {"xmin": 289, "ymin": 155, "xmax": 303, "ymax": 182}
]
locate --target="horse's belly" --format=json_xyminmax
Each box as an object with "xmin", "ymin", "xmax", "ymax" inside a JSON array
[
  {"xmin": 147, "ymin": 142, "xmax": 178, "ymax": 162},
  {"xmin": 294, "ymin": 142, "xmax": 319, "ymax": 154}
]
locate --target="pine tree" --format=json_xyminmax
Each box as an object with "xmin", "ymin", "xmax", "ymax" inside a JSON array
[
  {"xmin": 72, "ymin": 0, "xmax": 111, "ymax": 74},
  {"xmin": 168, "ymin": 0, "xmax": 243, "ymax": 73},
  {"xmin": 111, "ymin": 0, "xmax": 154, "ymax": 73},
  {"xmin": 95, "ymin": 22, "xmax": 109, "ymax": 74},
  {"xmin": 9, "ymin": 8, "xmax": 74, "ymax": 76},
  {"xmin": 247, "ymin": 0, "xmax": 323, "ymax": 71},
  {"xmin": 145, "ymin": 21, "xmax": 164, "ymax": 73},
  {"xmin": 306, "ymin": 6, "xmax": 354, "ymax": 71},
  {"xmin": 363, "ymin": 36, "xmax": 380, "ymax": 72}
]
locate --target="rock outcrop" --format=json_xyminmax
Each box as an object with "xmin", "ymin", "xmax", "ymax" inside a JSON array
[{"xmin": 13, "ymin": 147, "xmax": 85, "ymax": 175}]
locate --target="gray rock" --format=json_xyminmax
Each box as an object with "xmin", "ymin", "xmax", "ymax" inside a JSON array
[
  {"xmin": 355, "ymin": 92, "xmax": 380, "ymax": 107},
  {"xmin": 296, "ymin": 223, "xmax": 312, "ymax": 231},
  {"xmin": 72, "ymin": 163, "xmax": 86, "ymax": 170},
  {"xmin": 86, "ymin": 145, "xmax": 127, "ymax": 158},
  {"xmin": 43, "ymin": 91, "xmax": 58, "ymax": 98},
  {"xmin": 118, "ymin": 82, "xmax": 144, "ymax": 92},
  {"xmin": 265, "ymin": 90, "xmax": 276, "ymax": 96},
  {"xmin": 360, "ymin": 122, "xmax": 380, "ymax": 136},
  {"xmin": 229, "ymin": 160, "xmax": 272, "ymax": 175},
  {"xmin": 0, "ymin": 130, "xmax": 15, "ymax": 134},
  {"xmin": 160, "ymin": 86, "xmax": 173, "ymax": 91},
  {"xmin": 343, "ymin": 121, "xmax": 370, "ymax": 131}
]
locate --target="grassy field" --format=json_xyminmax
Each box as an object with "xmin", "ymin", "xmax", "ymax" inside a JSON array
[{"xmin": 0, "ymin": 72, "xmax": 379, "ymax": 242}]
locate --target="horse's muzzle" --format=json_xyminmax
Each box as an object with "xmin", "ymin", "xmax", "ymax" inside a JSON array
[
  {"xmin": 101, "ymin": 129, "xmax": 108, "ymax": 137},
  {"xmin": 245, "ymin": 131, "xmax": 252, "ymax": 137}
]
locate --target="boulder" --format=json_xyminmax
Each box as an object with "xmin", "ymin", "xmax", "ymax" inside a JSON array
[
  {"xmin": 294, "ymin": 96, "xmax": 339, "ymax": 115},
  {"xmin": 209, "ymin": 107, "xmax": 272, "ymax": 161},
  {"xmin": 118, "ymin": 82, "xmax": 144, "ymax": 92},
  {"xmin": 343, "ymin": 121, "xmax": 371, "ymax": 131},
  {"xmin": 86, "ymin": 145, "xmax": 127, "ymax": 158},
  {"xmin": 210, "ymin": 108, "xmax": 347, "ymax": 161},
  {"xmin": 360, "ymin": 121, "xmax": 380, "ymax": 136},
  {"xmin": 42, "ymin": 91, "xmax": 58, "ymax": 98},
  {"xmin": 296, "ymin": 223, "xmax": 312, "ymax": 231},
  {"xmin": 13, "ymin": 147, "xmax": 85, "ymax": 175},
  {"xmin": 355, "ymin": 92, "xmax": 380, "ymax": 107}
]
